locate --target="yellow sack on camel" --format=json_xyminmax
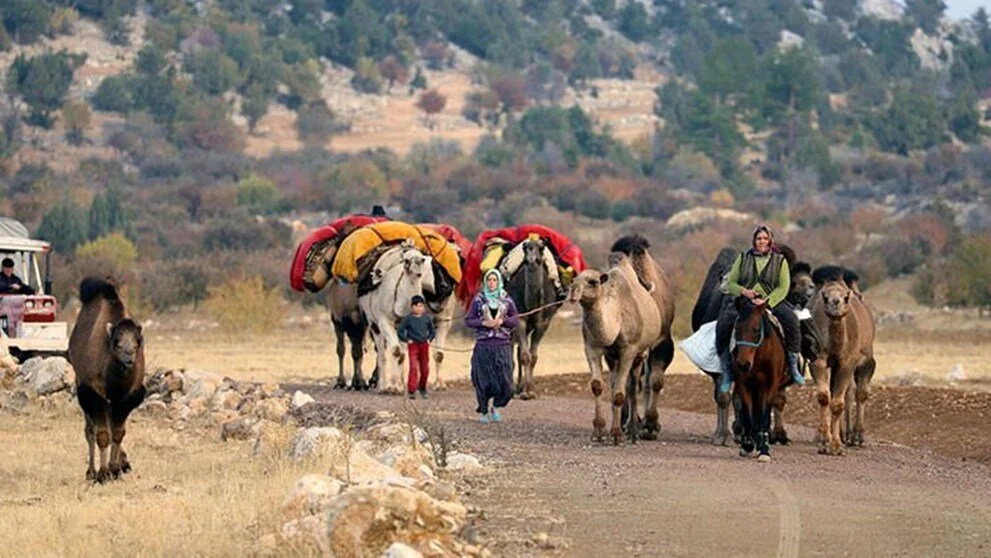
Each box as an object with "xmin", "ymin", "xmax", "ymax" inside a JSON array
[
  {"xmin": 479, "ymin": 244, "xmax": 506, "ymax": 273},
  {"xmin": 331, "ymin": 221, "xmax": 462, "ymax": 284}
]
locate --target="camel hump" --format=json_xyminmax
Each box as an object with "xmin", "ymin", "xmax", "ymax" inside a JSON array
[
  {"xmin": 610, "ymin": 235, "xmax": 651, "ymax": 256},
  {"xmin": 79, "ymin": 277, "xmax": 121, "ymax": 305}
]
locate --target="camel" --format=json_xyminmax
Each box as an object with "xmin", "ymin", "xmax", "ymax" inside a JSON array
[
  {"xmin": 571, "ymin": 253, "xmax": 662, "ymax": 445},
  {"xmin": 809, "ymin": 271, "xmax": 876, "ymax": 455},
  {"xmin": 608, "ymin": 235, "xmax": 675, "ymax": 439},
  {"xmin": 68, "ymin": 278, "xmax": 146, "ymax": 483},
  {"xmin": 504, "ymin": 238, "xmax": 561, "ymax": 400},
  {"xmin": 360, "ymin": 243, "xmax": 436, "ymax": 394}
]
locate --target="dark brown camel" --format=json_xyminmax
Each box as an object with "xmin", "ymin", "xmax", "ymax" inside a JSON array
[{"xmin": 68, "ymin": 278, "xmax": 146, "ymax": 483}]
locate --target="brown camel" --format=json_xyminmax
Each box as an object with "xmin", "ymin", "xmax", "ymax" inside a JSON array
[
  {"xmin": 809, "ymin": 273, "xmax": 876, "ymax": 456},
  {"xmin": 608, "ymin": 236, "xmax": 675, "ymax": 439},
  {"xmin": 68, "ymin": 278, "xmax": 146, "ymax": 483},
  {"xmin": 570, "ymin": 254, "xmax": 663, "ymax": 445}
]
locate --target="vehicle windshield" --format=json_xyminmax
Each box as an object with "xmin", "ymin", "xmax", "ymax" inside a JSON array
[{"xmin": 0, "ymin": 250, "xmax": 43, "ymax": 294}]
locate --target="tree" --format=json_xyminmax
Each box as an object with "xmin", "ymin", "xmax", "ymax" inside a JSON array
[
  {"xmin": 36, "ymin": 199, "xmax": 88, "ymax": 255},
  {"xmin": 906, "ymin": 0, "xmax": 947, "ymax": 35},
  {"xmin": 92, "ymin": 74, "xmax": 135, "ymax": 113},
  {"xmin": 822, "ymin": 0, "xmax": 857, "ymax": 21},
  {"xmin": 618, "ymin": 2, "xmax": 651, "ymax": 41},
  {"xmin": 62, "ymin": 100, "xmax": 91, "ymax": 146},
  {"xmin": 378, "ymin": 55, "xmax": 408, "ymax": 91},
  {"xmin": 422, "ymin": 41, "xmax": 450, "ymax": 70},
  {"xmin": 88, "ymin": 188, "xmax": 128, "ymax": 241},
  {"xmin": 698, "ymin": 36, "xmax": 758, "ymax": 102},
  {"xmin": 490, "ymin": 73, "xmax": 529, "ymax": 116},
  {"xmin": 409, "ymin": 66, "xmax": 427, "ymax": 90},
  {"xmin": 296, "ymin": 100, "xmax": 346, "ymax": 145},
  {"xmin": 1, "ymin": 0, "xmax": 52, "ymax": 45},
  {"xmin": 416, "ymin": 89, "xmax": 447, "ymax": 129},
  {"xmin": 948, "ymin": 92, "xmax": 984, "ymax": 144},
  {"xmin": 241, "ymin": 84, "xmax": 270, "ymax": 133},
  {"xmin": 0, "ymin": 107, "xmax": 23, "ymax": 161},
  {"xmin": 236, "ymin": 174, "xmax": 280, "ymax": 213},
  {"xmin": 5, "ymin": 51, "xmax": 80, "ymax": 128},
  {"xmin": 351, "ymin": 57, "xmax": 383, "ymax": 94},
  {"xmin": 869, "ymin": 87, "xmax": 946, "ymax": 155},
  {"xmin": 135, "ymin": 43, "xmax": 168, "ymax": 75},
  {"xmin": 187, "ymin": 49, "xmax": 242, "ymax": 95},
  {"xmin": 948, "ymin": 235, "xmax": 991, "ymax": 310}
]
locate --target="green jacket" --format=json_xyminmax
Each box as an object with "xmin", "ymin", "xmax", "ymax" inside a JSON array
[{"xmin": 725, "ymin": 250, "xmax": 791, "ymax": 308}]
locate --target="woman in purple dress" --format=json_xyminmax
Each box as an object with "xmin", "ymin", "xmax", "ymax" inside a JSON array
[{"xmin": 465, "ymin": 269, "xmax": 520, "ymax": 423}]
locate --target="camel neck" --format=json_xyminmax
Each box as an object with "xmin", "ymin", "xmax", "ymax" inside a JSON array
[{"xmin": 828, "ymin": 317, "xmax": 847, "ymax": 353}]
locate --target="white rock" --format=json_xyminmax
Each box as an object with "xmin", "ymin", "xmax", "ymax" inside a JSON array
[
  {"xmin": 283, "ymin": 474, "xmax": 344, "ymax": 516},
  {"xmin": 289, "ymin": 427, "xmax": 343, "ymax": 461},
  {"xmin": 291, "ymin": 390, "xmax": 315, "ymax": 409},
  {"xmin": 382, "ymin": 542, "xmax": 423, "ymax": 558},
  {"xmin": 20, "ymin": 357, "xmax": 74, "ymax": 396},
  {"xmin": 945, "ymin": 364, "xmax": 966, "ymax": 384},
  {"xmin": 182, "ymin": 369, "xmax": 222, "ymax": 400},
  {"xmin": 281, "ymin": 515, "xmax": 329, "ymax": 553},
  {"xmin": 445, "ymin": 453, "xmax": 483, "ymax": 472}
]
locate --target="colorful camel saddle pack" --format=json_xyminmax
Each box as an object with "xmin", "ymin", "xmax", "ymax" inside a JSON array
[
  {"xmin": 290, "ymin": 217, "xmax": 466, "ymax": 303},
  {"xmin": 457, "ymin": 225, "xmax": 588, "ymax": 309}
]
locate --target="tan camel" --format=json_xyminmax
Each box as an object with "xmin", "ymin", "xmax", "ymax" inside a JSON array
[
  {"xmin": 809, "ymin": 278, "xmax": 876, "ymax": 456},
  {"xmin": 608, "ymin": 236, "xmax": 675, "ymax": 439},
  {"xmin": 569, "ymin": 254, "xmax": 662, "ymax": 445}
]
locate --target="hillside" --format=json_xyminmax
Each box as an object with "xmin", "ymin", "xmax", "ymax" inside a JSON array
[{"xmin": 0, "ymin": 0, "xmax": 989, "ymax": 322}]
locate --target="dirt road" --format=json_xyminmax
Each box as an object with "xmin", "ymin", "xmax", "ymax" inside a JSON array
[{"xmin": 302, "ymin": 384, "xmax": 991, "ymax": 557}]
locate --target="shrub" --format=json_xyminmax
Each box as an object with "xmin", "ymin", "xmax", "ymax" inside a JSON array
[
  {"xmin": 236, "ymin": 173, "xmax": 280, "ymax": 213},
  {"xmin": 204, "ymin": 275, "xmax": 285, "ymax": 334},
  {"xmin": 75, "ymin": 232, "xmax": 138, "ymax": 278},
  {"xmin": 140, "ymin": 260, "xmax": 211, "ymax": 311}
]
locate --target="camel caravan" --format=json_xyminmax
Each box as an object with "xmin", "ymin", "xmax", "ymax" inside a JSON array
[{"xmin": 288, "ymin": 213, "xmax": 877, "ymax": 462}]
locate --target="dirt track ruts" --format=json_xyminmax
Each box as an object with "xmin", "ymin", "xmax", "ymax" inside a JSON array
[{"xmin": 299, "ymin": 383, "xmax": 991, "ymax": 557}]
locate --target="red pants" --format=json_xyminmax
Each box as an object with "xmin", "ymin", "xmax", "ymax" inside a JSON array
[{"xmin": 407, "ymin": 342, "xmax": 431, "ymax": 393}]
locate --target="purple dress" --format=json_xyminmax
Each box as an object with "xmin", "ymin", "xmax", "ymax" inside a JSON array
[{"xmin": 464, "ymin": 294, "xmax": 520, "ymax": 414}]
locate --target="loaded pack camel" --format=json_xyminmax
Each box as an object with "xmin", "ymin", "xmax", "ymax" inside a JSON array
[
  {"xmin": 608, "ymin": 235, "xmax": 675, "ymax": 439},
  {"xmin": 809, "ymin": 268, "xmax": 876, "ymax": 455},
  {"xmin": 570, "ymin": 252, "xmax": 663, "ymax": 445},
  {"xmin": 504, "ymin": 238, "xmax": 561, "ymax": 400},
  {"xmin": 68, "ymin": 278, "xmax": 146, "ymax": 483},
  {"xmin": 360, "ymin": 243, "xmax": 436, "ymax": 394}
]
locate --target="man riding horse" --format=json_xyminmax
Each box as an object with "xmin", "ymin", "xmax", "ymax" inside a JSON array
[{"xmin": 716, "ymin": 225, "xmax": 805, "ymax": 393}]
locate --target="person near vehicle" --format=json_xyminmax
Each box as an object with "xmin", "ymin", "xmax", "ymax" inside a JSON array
[
  {"xmin": 464, "ymin": 269, "xmax": 519, "ymax": 423},
  {"xmin": 397, "ymin": 294, "xmax": 436, "ymax": 399},
  {"xmin": 716, "ymin": 225, "xmax": 804, "ymax": 393},
  {"xmin": 0, "ymin": 258, "xmax": 35, "ymax": 295}
]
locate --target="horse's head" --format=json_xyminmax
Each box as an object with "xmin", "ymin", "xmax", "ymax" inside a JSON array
[
  {"xmin": 569, "ymin": 269, "xmax": 609, "ymax": 305},
  {"xmin": 522, "ymin": 238, "xmax": 545, "ymax": 268},
  {"xmin": 106, "ymin": 318, "xmax": 143, "ymax": 369},
  {"xmin": 733, "ymin": 297, "xmax": 765, "ymax": 373},
  {"xmin": 819, "ymin": 281, "xmax": 852, "ymax": 319}
]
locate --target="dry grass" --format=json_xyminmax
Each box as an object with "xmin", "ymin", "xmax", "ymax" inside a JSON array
[{"xmin": 0, "ymin": 404, "xmax": 315, "ymax": 558}]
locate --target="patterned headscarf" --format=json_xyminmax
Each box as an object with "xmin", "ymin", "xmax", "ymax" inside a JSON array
[{"xmin": 482, "ymin": 269, "xmax": 507, "ymax": 310}]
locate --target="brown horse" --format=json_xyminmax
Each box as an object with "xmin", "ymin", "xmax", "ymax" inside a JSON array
[{"xmin": 732, "ymin": 297, "xmax": 789, "ymax": 462}]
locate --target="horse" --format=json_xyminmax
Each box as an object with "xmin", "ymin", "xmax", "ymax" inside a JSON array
[{"xmin": 732, "ymin": 297, "xmax": 790, "ymax": 462}]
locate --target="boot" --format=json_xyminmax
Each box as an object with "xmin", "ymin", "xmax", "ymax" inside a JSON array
[
  {"xmin": 718, "ymin": 350, "xmax": 733, "ymax": 394},
  {"xmin": 788, "ymin": 352, "xmax": 805, "ymax": 385}
]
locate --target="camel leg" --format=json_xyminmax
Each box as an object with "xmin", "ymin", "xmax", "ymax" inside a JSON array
[
  {"xmin": 521, "ymin": 320, "xmax": 549, "ymax": 400},
  {"xmin": 109, "ymin": 386, "xmax": 144, "ymax": 478},
  {"xmin": 431, "ymin": 315, "xmax": 452, "ymax": 391},
  {"xmin": 852, "ymin": 358, "xmax": 876, "ymax": 447},
  {"xmin": 829, "ymin": 369, "xmax": 854, "ymax": 456},
  {"xmin": 642, "ymin": 339, "xmax": 672, "ymax": 440},
  {"xmin": 843, "ymin": 383, "xmax": 854, "ymax": 446},
  {"xmin": 333, "ymin": 320, "xmax": 348, "ymax": 389},
  {"xmin": 84, "ymin": 415, "xmax": 97, "ymax": 480},
  {"xmin": 624, "ymin": 360, "xmax": 642, "ymax": 444},
  {"xmin": 363, "ymin": 329, "xmax": 378, "ymax": 390},
  {"xmin": 348, "ymin": 326, "xmax": 366, "ymax": 391},
  {"xmin": 611, "ymin": 352, "xmax": 636, "ymax": 446},
  {"xmin": 514, "ymin": 326, "xmax": 530, "ymax": 397},
  {"xmin": 813, "ymin": 358, "xmax": 833, "ymax": 455},
  {"xmin": 584, "ymin": 343, "xmax": 607, "ymax": 443},
  {"xmin": 770, "ymin": 386, "xmax": 790, "ymax": 445}
]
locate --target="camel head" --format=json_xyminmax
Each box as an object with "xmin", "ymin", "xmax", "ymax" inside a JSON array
[
  {"xmin": 522, "ymin": 238, "xmax": 545, "ymax": 269},
  {"xmin": 789, "ymin": 261, "xmax": 815, "ymax": 308},
  {"xmin": 819, "ymin": 281, "xmax": 852, "ymax": 319},
  {"xmin": 401, "ymin": 248, "xmax": 435, "ymax": 293},
  {"xmin": 105, "ymin": 318, "xmax": 143, "ymax": 369},
  {"xmin": 568, "ymin": 269, "xmax": 609, "ymax": 305}
]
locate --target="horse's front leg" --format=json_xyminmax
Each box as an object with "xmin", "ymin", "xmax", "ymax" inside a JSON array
[
  {"xmin": 756, "ymin": 391, "xmax": 772, "ymax": 462},
  {"xmin": 737, "ymin": 386, "xmax": 755, "ymax": 457}
]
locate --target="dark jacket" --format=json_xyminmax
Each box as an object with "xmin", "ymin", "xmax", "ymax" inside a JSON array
[
  {"xmin": 464, "ymin": 294, "xmax": 520, "ymax": 346},
  {"xmin": 0, "ymin": 272, "xmax": 33, "ymax": 295},
  {"xmin": 398, "ymin": 313, "xmax": 436, "ymax": 343}
]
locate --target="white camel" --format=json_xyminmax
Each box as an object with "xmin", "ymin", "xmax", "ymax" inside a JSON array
[{"xmin": 360, "ymin": 243, "xmax": 436, "ymax": 394}]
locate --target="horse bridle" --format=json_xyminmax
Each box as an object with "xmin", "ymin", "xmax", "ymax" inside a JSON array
[{"xmin": 735, "ymin": 315, "xmax": 766, "ymax": 349}]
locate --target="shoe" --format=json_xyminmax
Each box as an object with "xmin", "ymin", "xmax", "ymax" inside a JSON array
[
  {"xmin": 491, "ymin": 409, "xmax": 502, "ymax": 422},
  {"xmin": 478, "ymin": 414, "xmax": 490, "ymax": 424},
  {"xmin": 788, "ymin": 352, "xmax": 805, "ymax": 386},
  {"xmin": 419, "ymin": 390, "xmax": 429, "ymax": 399},
  {"xmin": 408, "ymin": 392, "xmax": 416, "ymax": 400},
  {"xmin": 718, "ymin": 350, "xmax": 734, "ymax": 394}
]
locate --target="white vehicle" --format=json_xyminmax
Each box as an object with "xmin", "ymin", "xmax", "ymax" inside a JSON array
[{"xmin": 0, "ymin": 217, "xmax": 68, "ymax": 358}]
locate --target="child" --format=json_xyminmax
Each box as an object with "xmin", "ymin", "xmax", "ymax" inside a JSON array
[
  {"xmin": 397, "ymin": 294, "xmax": 435, "ymax": 399},
  {"xmin": 464, "ymin": 269, "xmax": 519, "ymax": 423}
]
